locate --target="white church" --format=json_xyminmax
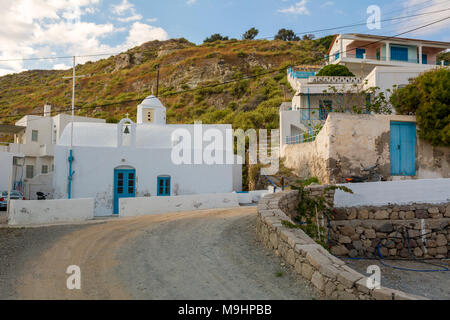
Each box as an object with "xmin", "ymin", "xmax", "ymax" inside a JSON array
[{"xmin": 53, "ymin": 96, "xmax": 242, "ymax": 216}]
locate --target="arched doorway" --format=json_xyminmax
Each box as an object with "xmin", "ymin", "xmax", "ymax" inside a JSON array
[{"xmin": 113, "ymin": 166, "xmax": 136, "ymax": 214}]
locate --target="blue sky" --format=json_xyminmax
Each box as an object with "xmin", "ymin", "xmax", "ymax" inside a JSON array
[{"xmin": 0, "ymin": 0, "xmax": 449, "ymax": 75}]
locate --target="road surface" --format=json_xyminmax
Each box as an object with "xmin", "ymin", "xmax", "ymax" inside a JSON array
[{"xmin": 0, "ymin": 207, "xmax": 318, "ymax": 300}]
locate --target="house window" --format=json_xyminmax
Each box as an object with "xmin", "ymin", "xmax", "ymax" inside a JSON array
[
  {"xmin": 51, "ymin": 164, "xmax": 54, "ymax": 172},
  {"xmin": 26, "ymin": 165, "xmax": 34, "ymax": 179},
  {"xmin": 356, "ymin": 48, "xmax": 366, "ymax": 59},
  {"xmin": 42, "ymin": 165, "xmax": 48, "ymax": 174},
  {"xmin": 157, "ymin": 176, "xmax": 171, "ymax": 196},
  {"xmin": 31, "ymin": 130, "xmax": 38, "ymax": 142},
  {"xmin": 319, "ymin": 100, "xmax": 333, "ymax": 120}
]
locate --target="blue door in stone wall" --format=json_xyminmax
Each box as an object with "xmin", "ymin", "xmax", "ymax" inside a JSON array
[
  {"xmin": 113, "ymin": 169, "xmax": 136, "ymax": 214},
  {"xmin": 390, "ymin": 122, "xmax": 416, "ymax": 176}
]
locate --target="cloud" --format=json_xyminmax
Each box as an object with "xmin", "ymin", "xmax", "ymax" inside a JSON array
[
  {"xmin": 124, "ymin": 22, "xmax": 168, "ymax": 47},
  {"xmin": 0, "ymin": 0, "xmax": 168, "ymax": 75},
  {"xmin": 186, "ymin": 0, "xmax": 197, "ymax": 5},
  {"xmin": 396, "ymin": 0, "xmax": 450, "ymax": 36},
  {"xmin": 111, "ymin": 0, "xmax": 133, "ymax": 15},
  {"xmin": 111, "ymin": 0, "xmax": 142, "ymax": 22},
  {"xmin": 278, "ymin": 0, "xmax": 310, "ymax": 15},
  {"xmin": 320, "ymin": 1, "xmax": 334, "ymax": 8},
  {"xmin": 53, "ymin": 63, "xmax": 71, "ymax": 70}
]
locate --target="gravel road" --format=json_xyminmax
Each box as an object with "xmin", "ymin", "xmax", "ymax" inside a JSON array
[
  {"xmin": 0, "ymin": 207, "xmax": 318, "ymax": 300},
  {"xmin": 346, "ymin": 259, "xmax": 450, "ymax": 300}
]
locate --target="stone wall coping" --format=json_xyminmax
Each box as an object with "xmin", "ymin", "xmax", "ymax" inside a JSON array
[{"xmin": 256, "ymin": 190, "xmax": 429, "ymax": 300}]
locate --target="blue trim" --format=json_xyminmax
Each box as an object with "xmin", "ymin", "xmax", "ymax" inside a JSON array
[
  {"xmin": 113, "ymin": 169, "xmax": 136, "ymax": 214},
  {"xmin": 157, "ymin": 176, "xmax": 171, "ymax": 196},
  {"xmin": 390, "ymin": 122, "xmax": 416, "ymax": 176},
  {"xmin": 68, "ymin": 149, "xmax": 74, "ymax": 199}
]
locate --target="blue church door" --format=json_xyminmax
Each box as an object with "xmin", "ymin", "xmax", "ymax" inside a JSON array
[
  {"xmin": 390, "ymin": 122, "xmax": 416, "ymax": 176},
  {"xmin": 114, "ymin": 169, "xmax": 136, "ymax": 214}
]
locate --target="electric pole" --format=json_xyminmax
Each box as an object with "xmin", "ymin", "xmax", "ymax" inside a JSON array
[{"xmin": 62, "ymin": 56, "xmax": 85, "ymax": 199}]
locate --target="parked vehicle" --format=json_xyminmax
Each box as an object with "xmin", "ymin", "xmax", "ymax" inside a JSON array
[
  {"xmin": 36, "ymin": 192, "xmax": 47, "ymax": 200},
  {"xmin": 0, "ymin": 191, "xmax": 26, "ymax": 210},
  {"xmin": 345, "ymin": 163, "xmax": 385, "ymax": 183}
]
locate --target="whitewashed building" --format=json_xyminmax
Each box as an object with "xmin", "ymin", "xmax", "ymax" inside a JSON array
[
  {"xmin": 53, "ymin": 96, "xmax": 243, "ymax": 216},
  {"xmin": 281, "ymin": 34, "xmax": 450, "ymax": 149},
  {"xmin": 0, "ymin": 104, "xmax": 105, "ymax": 198}
]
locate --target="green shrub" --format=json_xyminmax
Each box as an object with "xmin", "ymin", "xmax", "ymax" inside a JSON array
[
  {"xmin": 390, "ymin": 68, "xmax": 450, "ymax": 146},
  {"xmin": 316, "ymin": 64, "xmax": 354, "ymax": 77}
]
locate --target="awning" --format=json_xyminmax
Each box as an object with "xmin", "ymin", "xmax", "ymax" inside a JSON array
[{"xmin": 0, "ymin": 124, "xmax": 26, "ymax": 134}]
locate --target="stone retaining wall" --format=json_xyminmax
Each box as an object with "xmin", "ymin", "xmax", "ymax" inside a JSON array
[
  {"xmin": 331, "ymin": 205, "xmax": 450, "ymax": 259},
  {"xmin": 256, "ymin": 190, "xmax": 426, "ymax": 300}
]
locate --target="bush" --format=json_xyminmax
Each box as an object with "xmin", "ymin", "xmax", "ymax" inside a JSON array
[
  {"xmin": 390, "ymin": 68, "xmax": 450, "ymax": 146},
  {"xmin": 274, "ymin": 29, "xmax": 300, "ymax": 41},
  {"xmin": 204, "ymin": 34, "xmax": 229, "ymax": 43},
  {"xmin": 242, "ymin": 27, "xmax": 259, "ymax": 40},
  {"xmin": 316, "ymin": 64, "xmax": 355, "ymax": 77}
]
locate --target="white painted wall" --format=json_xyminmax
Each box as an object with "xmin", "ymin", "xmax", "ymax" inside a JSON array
[
  {"xmin": 8, "ymin": 198, "xmax": 94, "ymax": 225},
  {"xmin": 119, "ymin": 193, "xmax": 239, "ymax": 217},
  {"xmin": 334, "ymin": 179, "xmax": 450, "ymax": 207},
  {"xmin": 0, "ymin": 152, "xmax": 14, "ymax": 191},
  {"xmin": 54, "ymin": 145, "xmax": 239, "ymax": 216}
]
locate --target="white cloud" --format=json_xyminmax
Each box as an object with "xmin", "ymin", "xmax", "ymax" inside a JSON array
[
  {"xmin": 111, "ymin": 0, "xmax": 142, "ymax": 22},
  {"xmin": 320, "ymin": 1, "xmax": 334, "ymax": 8},
  {"xmin": 124, "ymin": 22, "xmax": 168, "ymax": 47},
  {"xmin": 186, "ymin": 0, "xmax": 197, "ymax": 5},
  {"xmin": 53, "ymin": 63, "xmax": 71, "ymax": 70},
  {"xmin": 278, "ymin": 0, "xmax": 310, "ymax": 15},
  {"xmin": 111, "ymin": 0, "xmax": 133, "ymax": 15},
  {"xmin": 397, "ymin": 0, "xmax": 450, "ymax": 36},
  {"xmin": 0, "ymin": 0, "xmax": 168, "ymax": 75}
]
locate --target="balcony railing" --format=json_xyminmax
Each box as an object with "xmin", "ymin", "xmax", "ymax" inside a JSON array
[
  {"xmin": 288, "ymin": 67, "xmax": 316, "ymax": 79},
  {"xmin": 286, "ymin": 127, "xmax": 321, "ymax": 145},
  {"xmin": 332, "ymin": 53, "xmax": 441, "ymax": 65},
  {"xmin": 300, "ymin": 108, "xmax": 332, "ymax": 121}
]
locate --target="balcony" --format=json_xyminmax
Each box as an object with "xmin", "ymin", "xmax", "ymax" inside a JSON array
[{"xmin": 6, "ymin": 143, "xmax": 40, "ymax": 156}]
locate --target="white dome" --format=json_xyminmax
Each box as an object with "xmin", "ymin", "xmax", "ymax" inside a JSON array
[{"xmin": 138, "ymin": 95, "xmax": 166, "ymax": 110}]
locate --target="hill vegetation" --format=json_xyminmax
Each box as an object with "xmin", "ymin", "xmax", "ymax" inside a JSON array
[{"xmin": 0, "ymin": 36, "xmax": 333, "ymax": 131}]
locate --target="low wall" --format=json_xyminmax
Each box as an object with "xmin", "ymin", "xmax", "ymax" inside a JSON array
[
  {"xmin": 8, "ymin": 198, "xmax": 95, "ymax": 226},
  {"xmin": 330, "ymin": 204, "xmax": 450, "ymax": 259},
  {"xmin": 120, "ymin": 193, "xmax": 240, "ymax": 217},
  {"xmin": 331, "ymin": 180, "xmax": 450, "ymax": 259},
  {"xmin": 334, "ymin": 179, "xmax": 450, "ymax": 207},
  {"xmin": 256, "ymin": 191, "xmax": 425, "ymax": 300}
]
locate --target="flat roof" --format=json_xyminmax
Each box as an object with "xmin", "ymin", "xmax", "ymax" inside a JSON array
[
  {"xmin": 327, "ymin": 33, "xmax": 450, "ymax": 54},
  {"xmin": 0, "ymin": 124, "xmax": 26, "ymax": 134}
]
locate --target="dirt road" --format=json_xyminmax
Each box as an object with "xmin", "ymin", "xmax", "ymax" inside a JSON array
[{"xmin": 1, "ymin": 207, "xmax": 318, "ymax": 300}]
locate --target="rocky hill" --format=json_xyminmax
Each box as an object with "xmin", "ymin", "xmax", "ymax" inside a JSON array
[{"xmin": 0, "ymin": 36, "xmax": 332, "ymax": 130}]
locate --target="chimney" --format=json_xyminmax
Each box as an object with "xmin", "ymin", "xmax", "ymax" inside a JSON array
[{"xmin": 44, "ymin": 103, "xmax": 51, "ymax": 117}]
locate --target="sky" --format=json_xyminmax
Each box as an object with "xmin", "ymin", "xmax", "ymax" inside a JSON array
[{"xmin": 0, "ymin": 0, "xmax": 449, "ymax": 76}]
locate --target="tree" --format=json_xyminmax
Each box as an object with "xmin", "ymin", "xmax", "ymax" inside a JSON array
[
  {"xmin": 390, "ymin": 68, "xmax": 450, "ymax": 146},
  {"xmin": 316, "ymin": 64, "xmax": 355, "ymax": 77},
  {"xmin": 274, "ymin": 29, "xmax": 300, "ymax": 41},
  {"xmin": 242, "ymin": 27, "xmax": 259, "ymax": 40},
  {"xmin": 302, "ymin": 34, "xmax": 315, "ymax": 40},
  {"xmin": 204, "ymin": 33, "xmax": 229, "ymax": 43}
]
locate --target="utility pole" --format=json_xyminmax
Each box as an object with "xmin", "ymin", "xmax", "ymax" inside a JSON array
[
  {"xmin": 155, "ymin": 64, "xmax": 160, "ymax": 97},
  {"xmin": 62, "ymin": 56, "xmax": 85, "ymax": 199}
]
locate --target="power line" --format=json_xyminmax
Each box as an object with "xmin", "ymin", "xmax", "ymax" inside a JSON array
[
  {"xmin": 1, "ymin": 16, "xmax": 449, "ymax": 123},
  {"xmin": 0, "ymin": 7, "xmax": 449, "ymax": 63},
  {"xmin": 257, "ymin": 6, "xmax": 450, "ymax": 40}
]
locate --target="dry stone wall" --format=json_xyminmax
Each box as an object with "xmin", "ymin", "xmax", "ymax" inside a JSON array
[
  {"xmin": 330, "ymin": 204, "xmax": 450, "ymax": 259},
  {"xmin": 256, "ymin": 190, "xmax": 426, "ymax": 300}
]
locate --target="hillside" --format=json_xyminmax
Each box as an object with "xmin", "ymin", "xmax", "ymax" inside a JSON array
[{"xmin": 0, "ymin": 36, "xmax": 332, "ymax": 130}]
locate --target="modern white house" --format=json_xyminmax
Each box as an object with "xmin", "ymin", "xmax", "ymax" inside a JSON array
[
  {"xmin": 281, "ymin": 33, "xmax": 450, "ymax": 150},
  {"xmin": 0, "ymin": 104, "xmax": 105, "ymax": 199},
  {"xmin": 53, "ymin": 96, "xmax": 243, "ymax": 216}
]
